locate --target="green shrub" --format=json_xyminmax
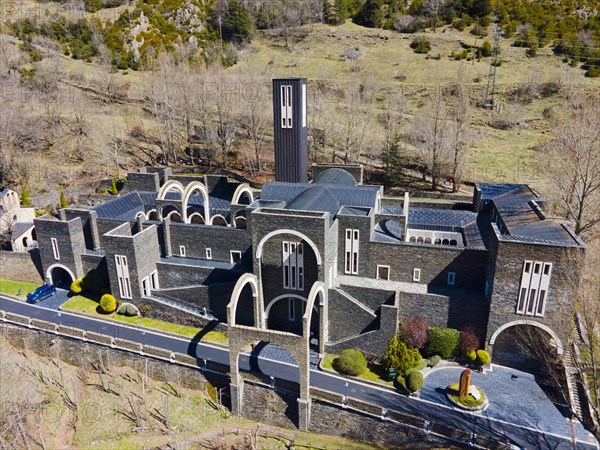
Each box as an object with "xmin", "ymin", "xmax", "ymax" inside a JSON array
[
  {"xmin": 110, "ymin": 178, "xmax": 118, "ymax": 195},
  {"xmin": 383, "ymin": 336, "xmax": 421, "ymax": 375},
  {"xmin": 353, "ymin": 0, "xmax": 383, "ymax": 28},
  {"xmin": 332, "ymin": 349, "xmax": 367, "ymax": 376},
  {"xmin": 70, "ymin": 278, "xmax": 84, "ymax": 294},
  {"xmin": 425, "ymin": 327, "xmax": 460, "ymax": 359},
  {"xmin": 20, "ymin": 187, "xmax": 32, "ymax": 206},
  {"xmin": 480, "ymin": 40, "xmax": 493, "ymax": 57},
  {"xmin": 59, "ymin": 191, "xmax": 68, "ymax": 209},
  {"xmin": 476, "ymin": 350, "xmax": 491, "ymax": 365},
  {"xmin": 411, "ymin": 37, "xmax": 431, "ymax": 54},
  {"xmin": 406, "ymin": 371, "xmax": 424, "ymax": 393},
  {"xmin": 428, "ymin": 355, "xmax": 442, "ymax": 367},
  {"xmin": 464, "ymin": 349, "xmax": 477, "ymax": 362},
  {"xmin": 100, "ymin": 294, "xmax": 117, "ymax": 313}
]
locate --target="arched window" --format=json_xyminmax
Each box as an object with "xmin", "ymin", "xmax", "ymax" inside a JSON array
[
  {"xmin": 450, "ymin": 239, "xmax": 457, "ymax": 246},
  {"xmin": 442, "ymin": 239, "xmax": 449, "ymax": 246},
  {"xmin": 410, "ymin": 236, "xmax": 417, "ymax": 243},
  {"xmin": 417, "ymin": 237, "xmax": 424, "ymax": 243},
  {"xmin": 434, "ymin": 238, "xmax": 441, "ymax": 245},
  {"xmin": 425, "ymin": 238, "xmax": 432, "ymax": 244}
]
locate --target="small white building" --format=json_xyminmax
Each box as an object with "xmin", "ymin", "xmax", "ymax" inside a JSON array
[{"xmin": 0, "ymin": 188, "xmax": 36, "ymax": 252}]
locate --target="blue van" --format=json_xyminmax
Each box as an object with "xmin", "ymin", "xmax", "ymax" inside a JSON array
[{"xmin": 26, "ymin": 284, "xmax": 56, "ymax": 304}]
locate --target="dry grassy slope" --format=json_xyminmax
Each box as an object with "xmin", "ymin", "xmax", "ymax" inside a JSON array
[
  {"xmin": 0, "ymin": 337, "xmax": 381, "ymax": 449},
  {"xmin": 231, "ymin": 21, "xmax": 599, "ymax": 191}
]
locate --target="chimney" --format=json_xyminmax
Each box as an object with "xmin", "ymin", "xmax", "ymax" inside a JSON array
[{"xmin": 272, "ymin": 78, "xmax": 308, "ymax": 183}]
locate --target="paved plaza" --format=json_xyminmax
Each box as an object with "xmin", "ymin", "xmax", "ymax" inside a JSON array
[{"xmin": 421, "ymin": 365, "xmax": 597, "ymax": 445}]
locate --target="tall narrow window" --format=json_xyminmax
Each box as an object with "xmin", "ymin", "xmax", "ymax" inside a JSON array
[
  {"xmin": 179, "ymin": 245, "xmax": 186, "ymax": 257},
  {"xmin": 281, "ymin": 85, "xmax": 293, "ymax": 128},
  {"xmin": 302, "ymin": 83, "xmax": 307, "ymax": 128},
  {"xmin": 288, "ymin": 298, "xmax": 295, "ymax": 321},
  {"xmin": 150, "ymin": 270, "xmax": 159, "ymax": 290},
  {"xmin": 282, "ymin": 241, "xmax": 304, "ymax": 290},
  {"xmin": 447, "ymin": 272, "xmax": 456, "ymax": 286},
  {"xmin": 205, "ymin": 248, "xmax": 212, "ymax": 259},
  {"xmin": 51, "ymin": 238, "xmax": 60, "ymax": 260},
  {"xmin": 413, "ymin": 268, "xmax": 421, "ymax": 282},
  {"xmin": 516, "ymin": 260, "xmax": 552, "ymax": 317},
  {"xmin": 142, "ymin": 277, "xmax": 150, "ymax": 297},
  {"xmin": 115, "ymin": 255, "xmax": 132, "ymax": 300},
  {"xmin": 344, "ymin": 229, "xmax": 359, "ymax": 275}
]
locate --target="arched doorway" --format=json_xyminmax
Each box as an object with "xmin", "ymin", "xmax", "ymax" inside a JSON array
[
  {"xmin": 265, "ymin": 295, "xmax": 319, "ymax": 339},
  {"xmin": 188, "ymin": 213, "xmax": 205, "ymax": 224},
  {"xmin": 22, "ymin": 236, "xmax": 28, "ymax": 248},
  {"xmin": 211, "ymin": 215, "xmax": 228, "ymax": 226},
  {"xmin": 47, "ymin": 264, "xmax": 75, "ymax": 288},
  {"xmin": 490, "ymin": 321, "xmax": 563, "ymax": 373}
]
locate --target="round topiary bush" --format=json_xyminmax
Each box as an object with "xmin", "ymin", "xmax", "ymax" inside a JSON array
[
  {"xmin": 332, "ymin": 349, "xmax": 367, "ymax": 376},
  {"xmin": 100, "ymin": 294, "xmax": 117, "ymax": 314},
  {"xmin": 464, "ymin": 349, "xmax": 477, "ymax": 362},
  {"xmin": 70, "ymin": 278, "xmax": 83, "ymax": 294},
  {"xmin": 428, "ymin": 355, "xmax": 442, "ymax": 367},
  {"xmin": 476, "ymin": 350, "xmax": 491, "ymax": 365},
  {"xmin": 406, "ymin": 371, "xmax": 424, "ymax": 393}
]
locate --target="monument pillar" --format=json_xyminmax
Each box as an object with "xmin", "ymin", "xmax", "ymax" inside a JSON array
[{"xmin": 297, "ymin": 398, "xmax": 311, "ymax": 431}]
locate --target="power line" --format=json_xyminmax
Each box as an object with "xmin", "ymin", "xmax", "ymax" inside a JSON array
[{"xmin": 482, "ymin": 24, "xmax": 501, "ymax": 109}]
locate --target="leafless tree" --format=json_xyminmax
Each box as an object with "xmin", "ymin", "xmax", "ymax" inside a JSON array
[
  {"xmin": 0, "ymin": 212, "xmax": 16, "ymax": 250},
  {"xmin": 448, "ymin": 79, "xmax": 472, "ymax": 192},
  {"xmin": 423, "ymin": 0, "xmax": 445, "ymax": 30},
  {"xmin": 540, "ymin": 96, "xmax": 600, "ymax": 237},
  {"xmin": 410, "ymin": 86, "xmax": 453, "ymax": 190},
  {"xmin": 239, "ymin": 72, "xmax": 270, "ymax": 173}
]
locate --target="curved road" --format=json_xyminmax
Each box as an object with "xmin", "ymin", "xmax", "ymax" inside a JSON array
[{"xmin": 1, "ymin": 295, "xmax": 597, "ymax": 450}]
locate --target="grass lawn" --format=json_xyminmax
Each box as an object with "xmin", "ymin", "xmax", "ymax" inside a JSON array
[
  {"xmin": 0, "ymin": 278, "xmax": 42, "ymax": 298},
  {"xmin": 322, "ymin": 354, "xmax": 393, "ymax": 386},
  {"xmin": 61, "ymin": 295, "xmax": 228, "ymax": 345}
]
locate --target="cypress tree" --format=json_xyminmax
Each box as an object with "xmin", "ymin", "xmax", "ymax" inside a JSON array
[
  {"xmin": 59, "ymin": 191, "xmax": 68, "ymax": 209},
  {"xmin": 110, "ymin": 178, "xmax": 118, "ymax": 195}
]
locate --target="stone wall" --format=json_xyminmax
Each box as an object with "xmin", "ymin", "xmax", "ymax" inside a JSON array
[
  {"xmin": 126, "ymin": 172, "xmax": 160, "ymax": 193},
  {"xmin": 169, "ymin": 223, "xmax": 251, "ymax": 263},
  {"xmin": 486, "ymin": 236, "xmax": 584, "ymax": 349},
  {"xmin": 0, "ymin": 250, "xmax": 43, "ymax": 283},
  {"xmin": 151, "ymin": 283, "xmax": 235, "ymax": 321}
]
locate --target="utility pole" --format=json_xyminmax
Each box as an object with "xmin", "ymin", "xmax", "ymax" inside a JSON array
[{"xmin": 482, "ymin": 24, "xmax": 501, "ymax": 109}]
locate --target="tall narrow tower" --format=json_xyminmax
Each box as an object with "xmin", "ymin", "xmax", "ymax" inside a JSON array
[{"xmin": 272, "ymin": 78, "xmax": 308, "ymax": 183}]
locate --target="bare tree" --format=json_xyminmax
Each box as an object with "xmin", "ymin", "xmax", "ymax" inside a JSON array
[
  {"xmin": 410, "ymin": 86, "xmax": 453, "ymax": 190},
  {"xmin": 541, "ymin": 96, "xmax": 600, "ymax": 237},
  {"xmin": 0, "ymin": 212, "xmax": 16, "ymax": 250},
  {"xmin": 380, "ymin": 82, "xmax": 406, "ymax": 188},
  {"xmin": 448, "ymin": 80, "xmax": 472, "ymax": 192},
  {"xmin": 422, "ymin": 0, "xmax": 445, "ymax": 30},
  {"xmin": 239, "ymin": 72, "xmax": 269, "ymax": 173}
]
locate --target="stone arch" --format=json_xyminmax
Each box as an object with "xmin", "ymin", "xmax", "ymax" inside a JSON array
[
  {"xmin": 157, "ymin": 180, "xmax": 184, "ymax": 200},
  {"xmin": 256, "ymin": 230, "xmax": 322, "ymax": 265},
  {"xmin": 166, "ymin": 210, "xmax": 182, "ymax": 222},
  {"xmin": 182, "ymin": 181, "xmax": 210, "ymax": 224},
  {"xmin": 234, "ymin": 216, "xmax": 247, "ymax": 229},
  {"xmin": 147, "ymin": 209, "xmax": 159, "ymax": 221},
  {"xmin": 232, "ymin": 184, "xmax": 254, "ymax": 205},
  {"xmin": 227, "ymin": 273, "xmax": 259, "ymax": 327},
  {"xmin": 489, "ymin": 320, "xmax": 564, "ymax": 355},
  {"xmin": 188, "ymin": 213, "xmax": 205, "ymax": 224},
  {"xmin": 159, "ymin": 204, "xmax": 180, "ymax": 220},
  {"xmin": 46, "ymin": 264, "xmax": 76, "ymax": 288},
  {"xmin": 210, "ymin": 214, "xmax": 228, "ymax": 226},
  {"xmin": 135, "ymin": 211, "xmax": 146, "ymax": 221},
  {"xmin": 264, "ymin": 294, "xmax": 318, "ymax": 321}
]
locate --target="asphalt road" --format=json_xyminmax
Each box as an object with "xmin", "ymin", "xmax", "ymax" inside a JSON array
[{"xmin": 1, "ymin": 294, "xmax": 597, "ymax": 450}]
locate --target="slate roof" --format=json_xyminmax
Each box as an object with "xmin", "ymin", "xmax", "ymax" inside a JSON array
[
  {"xmin": 259, "ymin": 182, "xmax": 379, "ymax": 218},
  {"xmin": 373, "ymin": 219, "xmax": 404, "ymax": 243},
  {"xmin": 492, "ymin": 187, "xmax": 579, "ymax": 246},
  {"xmin": 11, "ymin": 222, "xmax": 34, "ymax": 238},
  {"xmin": 314, "ymin": 168, "xmax": 357, "ymax": 186},
  {"xmin": 477, "ymin": 183, "xmax": 530, "ymax": 201},
  {"xmin": 408, "ymin": 208, "xmax": 478, "ymax": 232},
  {"xmin": 92, "ymin": 192, "xmax": 146, "ymax": 221},
  {"xmin": 0, "ymin": 188, "xmax": 10, "ymax": 198}
]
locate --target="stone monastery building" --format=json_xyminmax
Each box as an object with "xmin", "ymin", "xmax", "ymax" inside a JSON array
[{"xmin": 34, "ymin": 78, "xmax": 585, "ymax": 369}]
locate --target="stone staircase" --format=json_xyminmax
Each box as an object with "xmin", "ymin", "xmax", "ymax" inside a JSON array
[{"xmin": 564, "ymin": 346, "xmax": 584, "ymax": 420}]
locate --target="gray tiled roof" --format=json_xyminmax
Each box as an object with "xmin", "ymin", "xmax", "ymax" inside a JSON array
[
  {"xmin": 373, "ymin": 219, "xmax": 404, "ymax": 243},
  {"xmin": 314, "ymin": 168, "xmax": 357, "ymax": 186},
  {"xmin": 286, "ymin": 185, "xmax": 340, "ymax": 217},
  {"xmin": 477, "ymin": 183, "xmax": 530, "ymax": 200},
  {"xmin": 408, "ymin": 208, "xmax": 477, "ymax": 231},
  {"xmin": 492, "ymin": 187, "xmax": 578, "ymax": 245},
  {"xmin": 92, "ymin": 192, "xmax": 146, "ymax": 220}
]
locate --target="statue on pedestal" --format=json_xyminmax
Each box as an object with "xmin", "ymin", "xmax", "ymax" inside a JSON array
[{"xmin": 459, "ymin": 368, "xmax": 471, "ymax": 397}]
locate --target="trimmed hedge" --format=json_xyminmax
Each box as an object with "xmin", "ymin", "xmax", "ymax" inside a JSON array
[
  {"xmin": 70, "ymin": 278, "xmax": 83, "ymax": 294},
  {"xmin": 464, "ymin": 349, "xmax": 477, "ymax": 362},
  {"xmin": 428, "ymin": 355, "xmax": 442, "ymax": 367},
  {"xmin": 406, "ymin": 371, "xmax": 424, "ymax": 393},
  {"xmin": 476, "ymin": 350, "xmax": 491, "ymax": 365},
  {"xmin": 100, "ymin": 294, "xmax": 117, "ymax": 313},
  {"xmin": 333, "ymin": 349, "xmax": 367, "ymax": 376},
  {"xmin": 425, "ymin": 327, "xmax": 460, "ymax": 359}
]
